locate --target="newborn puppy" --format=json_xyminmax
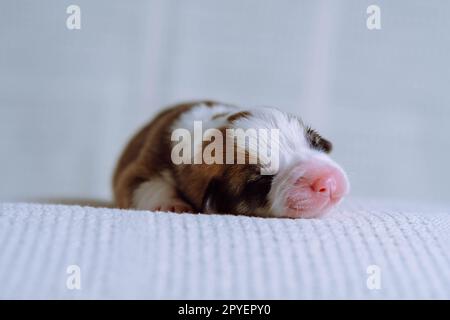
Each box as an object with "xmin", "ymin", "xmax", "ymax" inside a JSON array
[{"xmin": 113, "ymin": 101, "xmax": 349, "ymax": 218}]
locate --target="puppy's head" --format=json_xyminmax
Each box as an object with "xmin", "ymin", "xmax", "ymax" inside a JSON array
[{"xmin": 202, "ymin": 107, "xmax": 349, "ymax": 218}]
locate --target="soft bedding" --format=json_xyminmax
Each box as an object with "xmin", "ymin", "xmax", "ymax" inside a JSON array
[{"xmin": 0, "ymin": 201, "xmax": 449, "ymax": 299}]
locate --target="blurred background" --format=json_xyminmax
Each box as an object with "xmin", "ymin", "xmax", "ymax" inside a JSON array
[{"xmin": 0, "ymin": 0, "xmax": 449, "ymax": 205}]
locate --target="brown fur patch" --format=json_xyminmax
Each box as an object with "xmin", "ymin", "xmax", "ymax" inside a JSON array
[
  {"xmin": 211, "ymin": 112, "xmax": 229, "ymax": 120},
  {"xmin": 112, "ymin": 100, "xmax": 218, "ymax": 208},
  {"xmin": 227, "ymin": 111, "xmax": 251, "ymax": 122},
  {"xmin": 202, "ymin": 164, "xmax": 273, "ymax": 216},
  {"xmin": 113, "ymin": 101, "xmax": 272, "ymax": 215}
]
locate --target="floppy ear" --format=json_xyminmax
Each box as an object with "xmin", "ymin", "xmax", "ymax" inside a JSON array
[{"xmin": 305, "ymin": 127, "xmax": 333, "ymax": 153}]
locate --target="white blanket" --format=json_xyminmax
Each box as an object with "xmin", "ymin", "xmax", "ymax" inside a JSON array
[{"xmin": 0, "ymin": 201, "xmax": 449, "ymax": 299}]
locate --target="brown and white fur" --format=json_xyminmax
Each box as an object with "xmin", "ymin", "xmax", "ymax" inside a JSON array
[{"xmin": 113, "ymin": 101, "xmax": 349, "ymax": 218}]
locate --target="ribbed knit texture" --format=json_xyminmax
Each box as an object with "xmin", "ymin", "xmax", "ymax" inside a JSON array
[{"xmin": 1, "ymin": 201, "xmax": 449, "ymax": 299}]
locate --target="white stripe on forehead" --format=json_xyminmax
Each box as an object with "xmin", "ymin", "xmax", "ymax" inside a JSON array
[
  {"xmin": 229, "ymin": 107, "xmax": 312, "ymax": 169},
  {"xmin": 172, "ymin": 102, "xmax": 236, "ymax": 132}
]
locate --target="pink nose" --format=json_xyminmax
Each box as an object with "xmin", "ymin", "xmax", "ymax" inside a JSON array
[
  {"xmin": 311, "ymin": 176, "xmax": 337, "ymax": 195},
  {"xmin": 310, "ymin": 169, "xmax": 347, "ymax": 200},
  {"xmin": 285, "ymin": 161, "xmax": 349, "ymax": 218}
]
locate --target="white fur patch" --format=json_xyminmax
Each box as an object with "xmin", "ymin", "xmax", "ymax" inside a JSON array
[
  {"xmin": 132, "ymin": 171, "xmax": 177, "ymax": 210},
  {"xmin": 230, "ymin": 107, "xmax": 311, "ymax": 169},
  {"xmin": 171, "ymin": 103, "xmax": 236, "ymax": 139}
]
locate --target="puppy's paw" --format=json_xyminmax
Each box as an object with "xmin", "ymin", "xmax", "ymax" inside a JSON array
[{"xmin": 153, "ymin": 199, "xmax": 193, "ymax": 213}]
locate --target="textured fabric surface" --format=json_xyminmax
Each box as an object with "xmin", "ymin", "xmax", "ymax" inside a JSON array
[{"xmin": 0, "ymin": 201, "xmax": 449, "ymax": 299}]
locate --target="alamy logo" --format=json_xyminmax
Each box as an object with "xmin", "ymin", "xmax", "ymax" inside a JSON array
[
  {"xmin": 66, "ymin": 5, "xmax": 81, "ymax": 30},
  {"xmin": 366, "ymin": 5, "xmax": 381, "ymax": 30},
  {"xmin": 66, "ymin": 264, "xmax": 82, "ymax": 290},
  {"xmin": 366, "ymin": 264, "xmax": 381, "ymax": 290},
  {"xmin": 171, "ymin": 121, "xmax": 280, "ymax": 175}
]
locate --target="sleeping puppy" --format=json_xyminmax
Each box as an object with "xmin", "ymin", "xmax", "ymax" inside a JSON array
[{"xmin": 113, "ymin": 101, "xmax": 349, "ymax": 218}]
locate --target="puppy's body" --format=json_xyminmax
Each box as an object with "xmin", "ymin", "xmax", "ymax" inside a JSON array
[{"xmin": 113, "ymin": 101, "xmax": 349, "ymax": 218}]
